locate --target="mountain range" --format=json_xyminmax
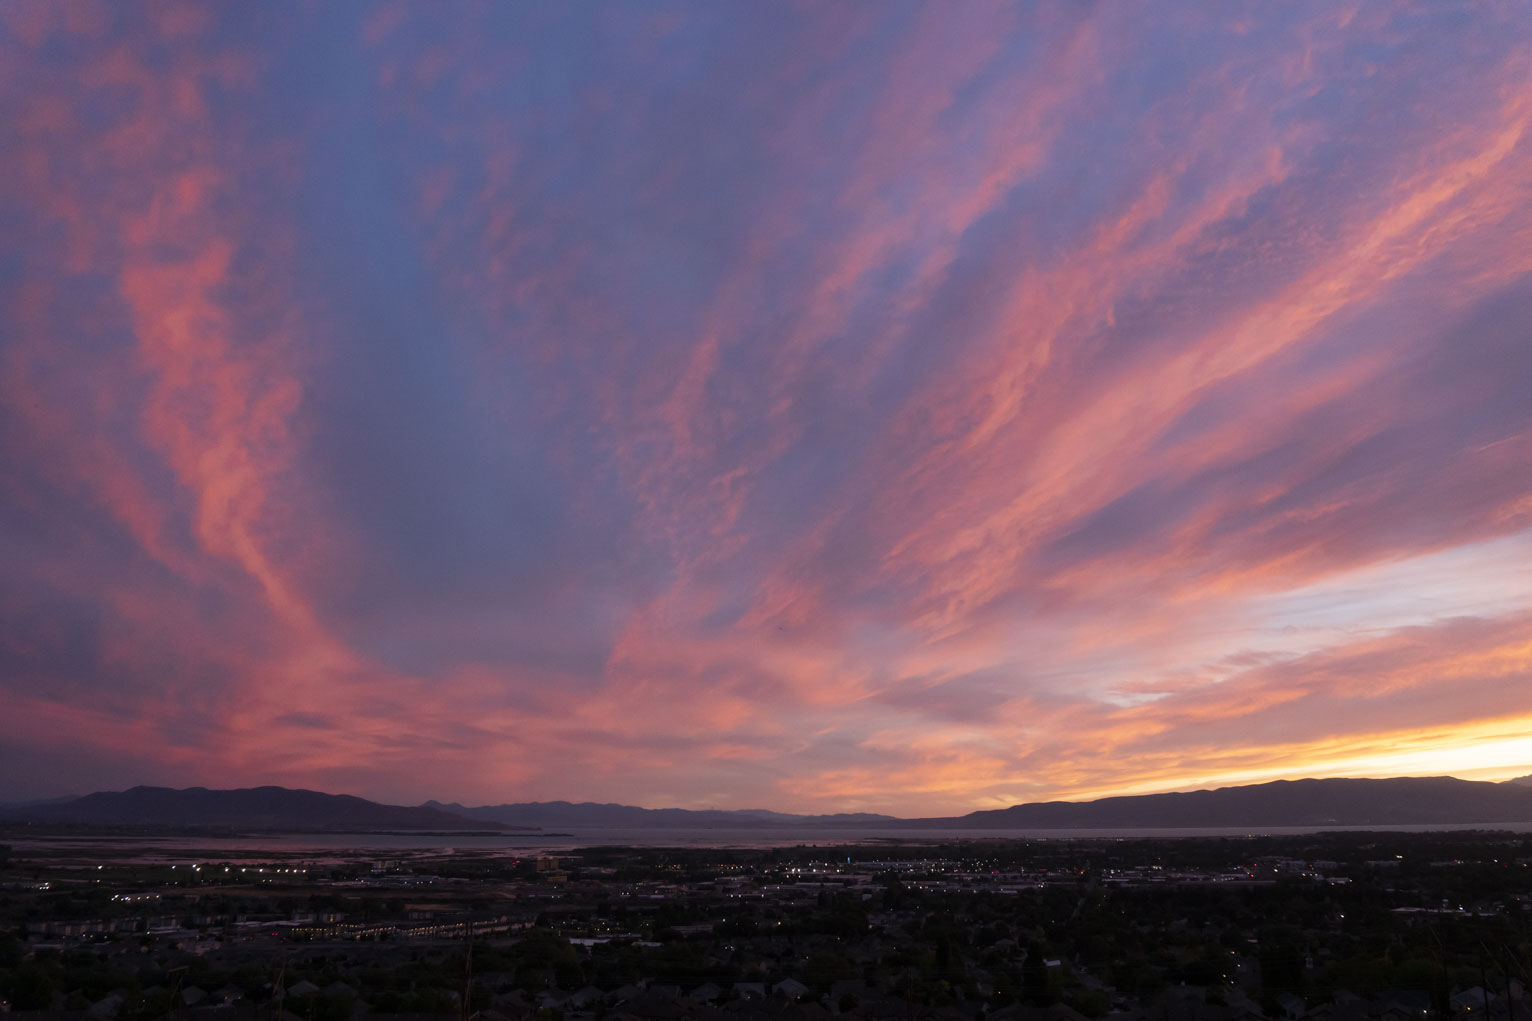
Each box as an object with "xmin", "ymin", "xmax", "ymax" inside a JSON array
[
  {"xmin": 3, "ymin": 774, "xmax": 1531, "ymax": 833},
  {"xmin": 900, "ymin": 776, "xmax": 1532, "ymax": 828},
  {"xmin": 422, "ymin": 799, "xmax": 896, "ymax": 829},
  {"xmin": 0, "ymin": 785, "xmax": 512, "ymax": 832}
]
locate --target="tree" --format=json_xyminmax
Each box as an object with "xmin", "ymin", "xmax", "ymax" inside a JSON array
[
  {"xmin": 10, "ymin": 963, "xmax": 55, "ymax": 1010},
  {"xmin": 1023, "ymin": 946, "xmax": 1054, "ymax": 1006}
]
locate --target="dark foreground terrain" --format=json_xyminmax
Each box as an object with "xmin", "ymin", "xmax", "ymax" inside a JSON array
[{"xmin": 1, "ymin": 830, "xmax": 1529, "ymax": 1021}]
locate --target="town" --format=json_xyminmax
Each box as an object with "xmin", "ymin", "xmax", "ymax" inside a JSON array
[{"xmin": 1, "ymin": 831, "xmax": 1529, "ymax": 1021}]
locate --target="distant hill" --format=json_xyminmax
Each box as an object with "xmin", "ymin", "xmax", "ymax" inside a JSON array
[
  {"xmin": 0, "ymin": 785, "xmax": 512, "ymax": 832},
  {"xmin": 419, "ymin": 778, "xmax": 1532, "ymax": 830},
  {"xmin": 423, "ymin": 799, "xmax": 896, "ymax": 829},
  {"xmin": 0, "ymin": 795, "xmax": 77, "ymax": 812},
  {"xmin": 1504, "ymin": 774, "xmax": 1532, "ymax": 788},
  {"xmin": 908, "ymin": 776, "xmax": 1532, "ymax": 829}
]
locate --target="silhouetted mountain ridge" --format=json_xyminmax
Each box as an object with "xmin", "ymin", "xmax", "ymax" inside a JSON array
[
  {"xmin": 423, "ymin": 799, "xmax": 896, "ymax": 829},
  {"xmin": 424, "ymin": 777, "xmax": 1532, "ymax": 829},
  {"xmin": 6, "ymin": 776, "xmax": 1532, "ymax": 832},
  {"xmin": 907, "ymin": 776, "xmax": 1532, "ymax": 828},
  {"xmin": 0, "ymin": 785, "xmax": 511, "ymax": 832}
]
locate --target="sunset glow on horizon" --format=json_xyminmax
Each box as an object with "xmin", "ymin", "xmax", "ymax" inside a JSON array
[{"xmin": 3, "ymin": 2, "xmax": 1531, "ymax": 814}]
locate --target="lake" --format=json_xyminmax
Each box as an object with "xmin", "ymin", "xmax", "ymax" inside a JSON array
[{"xmin": 9, "ymin": 820, "xmax": 1532, "ymax": 866}]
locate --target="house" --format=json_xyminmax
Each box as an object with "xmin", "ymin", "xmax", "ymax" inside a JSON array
[
  {"xmin": 211, "ymin": 986, "xmax": 246, "ymax": 1007},
  {"xmin": 775, "ymin": 980, "xmax": 809, "ymax": 1001},
  {"xmin": 1276, "ymin": 994, "xmax": 1307, "ymax": 1018},
  {"xmin": 1452, "ymin": 989, "xmax": 1495, "ymax": 1015},
  {"xmin": 618, "ymin": 993, "xmax": 688, "ymax": 1021},
  {"xmin": 89, "ymin": 993, "xmax": 125, "ymax": 1018},
  {"xmin": 567, "ymin": 987, "xmax": 605, "ymax": 1008}
]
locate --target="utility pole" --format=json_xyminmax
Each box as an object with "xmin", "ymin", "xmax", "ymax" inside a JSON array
[
  {"xmin": 462, "ymin": 921, "xmax": 474, "ymax": 1021},
  {"xmin": 273, "ymin": 953, "xmax": 287, "ymax": 1021},
  {"xmin": 167, "ymin": 965, "xmax": 188, "ymax": 1021}
]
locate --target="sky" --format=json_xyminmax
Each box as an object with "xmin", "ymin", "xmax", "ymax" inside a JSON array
[{"xmin": 3, "ymin": 2, "xmax": 1532, "ymax": 816}]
